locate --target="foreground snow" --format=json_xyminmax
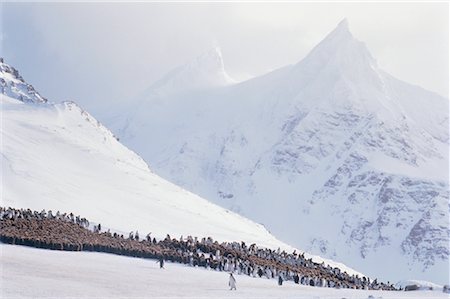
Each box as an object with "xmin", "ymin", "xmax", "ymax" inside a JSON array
[{"xmin": 1, "ymin": 244, "xmax": 446, "ymax": 299}]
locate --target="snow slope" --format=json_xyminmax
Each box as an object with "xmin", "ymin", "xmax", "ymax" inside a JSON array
[
  {"xmin": 105, "ymin": 20, "xmax": 450, "ymax": 285},
  {"xmin": 0, "ymin": 59, "xmax": 360, "ymax": 276},
  {"xmin": 2, "ymin": 244, "xmax": 447, "ymax": 299}
]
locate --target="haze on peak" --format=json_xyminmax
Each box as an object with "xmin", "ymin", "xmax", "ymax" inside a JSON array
[
  {"xmin": 2, "ymin": 2, "xmax": 447, "ymax": 115},
  {"xmin": 149, "ymin": 46, "xmax": 235, "ymax": 96}
]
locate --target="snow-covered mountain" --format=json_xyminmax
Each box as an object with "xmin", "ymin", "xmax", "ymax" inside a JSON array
[
  {"xmin": 0, "ymin": 59, "xmax": 361, "ymax": 276},
  {"xmin": 107, "ymin": 20, "xmax": 450, "ymax": 285},
  {"xmin": 147, "ymin": 46, "xmax": 234, "ymax": 96}
]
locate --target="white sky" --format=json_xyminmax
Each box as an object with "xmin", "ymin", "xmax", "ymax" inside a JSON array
[{"xmin": 1, "ymin": 2, "xmax": 448, "ymax": 114}]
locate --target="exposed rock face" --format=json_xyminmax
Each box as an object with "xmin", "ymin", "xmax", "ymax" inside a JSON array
[{"xmin": 0, "ymin": 59, "xmax": 47, "ymax": 104}]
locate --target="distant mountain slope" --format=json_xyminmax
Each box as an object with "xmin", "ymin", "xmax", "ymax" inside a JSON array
[
  {"xmin": 106, "ymin": 20, "xmax": 449, "ymax": 284},
  {"xmin": 0, "ymin": 59, "xmax": 359, "ymax": 276}
]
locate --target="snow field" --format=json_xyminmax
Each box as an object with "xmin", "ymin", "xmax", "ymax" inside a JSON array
[{"xmin": 1, "ymin": 244, "xmax": 447, "ymax": 299}]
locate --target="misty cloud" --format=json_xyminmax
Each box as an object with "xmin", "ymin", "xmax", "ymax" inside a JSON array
[{"xmin": 2, "ymin": 2, "xmax": 448, "ymax": 116}]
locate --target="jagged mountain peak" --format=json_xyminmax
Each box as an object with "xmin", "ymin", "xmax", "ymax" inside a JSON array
[
  {"xmin": 283, "ymin": 20, "xmax": 395, "ymax": 121},
  {"xmin": 0, "ymin": 58, "xmax": 47, "ymax": 104},
  {"xmin": 149, "ymin": 46, "xmax": 235, "ymax": 96},
  {"xmin": 296, "ymin": 19, "xmax": 377, "ymax": 74},
  {"xmin": 333, "ymin": 18, "xmax": 351, "ymax": 36}
]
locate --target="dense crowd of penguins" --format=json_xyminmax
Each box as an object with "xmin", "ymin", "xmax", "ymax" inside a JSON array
[{"xmin": 0, "ymin": 207, "xmax": 397, "ymax": 291}]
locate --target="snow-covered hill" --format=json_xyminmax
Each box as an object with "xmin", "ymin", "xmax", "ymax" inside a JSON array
[
  {"xmin": 106, "ymin": 20, "xmax": 450, "ymax": 285},
  {"xmin": 0, "ymin": 59, "xmax": 361, "ymax": 276}
]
